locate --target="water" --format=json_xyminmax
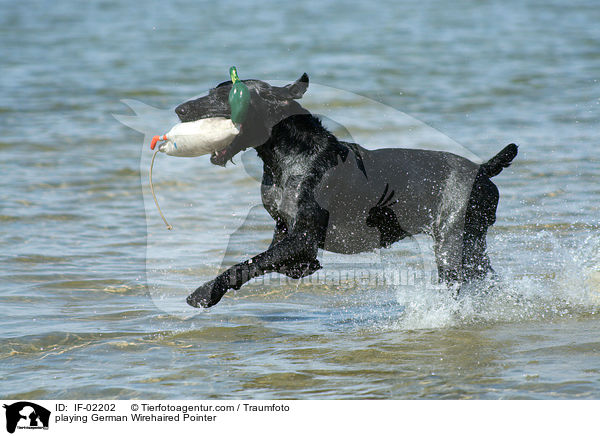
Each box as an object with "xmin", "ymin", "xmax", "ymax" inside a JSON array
[{"xmin": 1, "ymin": 0, "xmax": 599, "ymax": 399}]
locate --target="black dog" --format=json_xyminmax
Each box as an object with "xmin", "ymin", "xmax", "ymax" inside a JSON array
[{"xmin": 176, "ymin": 73, "xmax": 518, "ymax": 308}]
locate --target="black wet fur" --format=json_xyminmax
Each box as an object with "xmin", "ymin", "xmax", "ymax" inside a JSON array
[
  {"xmin": 178, "ymin": 74, "xmax": 518, "ymax": 308},
  {"xmin": 366, "ymin": 184, "xmax": 409, "ymax": 248}
]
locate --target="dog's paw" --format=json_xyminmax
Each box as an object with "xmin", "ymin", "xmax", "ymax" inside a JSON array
[{"xmin": 187, "ymin": 277, "xmax": 228, "ymax": 308}]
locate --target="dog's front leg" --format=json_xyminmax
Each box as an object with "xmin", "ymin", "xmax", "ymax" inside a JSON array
[
  {"xmin": 268, "ymin": 218, "xmax": 288, "ymax": 250},
  {"xmin": 187, "ymin": 233, "xmax": 319, "ymax": 308},
  {"xmin": 267, "ymin": 220, "xmax": 322, "ymax": 278}
]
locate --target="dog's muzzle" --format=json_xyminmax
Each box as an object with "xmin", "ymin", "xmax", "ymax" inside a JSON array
[{"xmin": 210, "ymin": 149, "xmax": 230, "ymax": 166}]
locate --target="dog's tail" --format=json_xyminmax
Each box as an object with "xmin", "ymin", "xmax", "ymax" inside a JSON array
[{"xmin": 480, "ymin": 143, "xmax": 518, "ymax": 178}]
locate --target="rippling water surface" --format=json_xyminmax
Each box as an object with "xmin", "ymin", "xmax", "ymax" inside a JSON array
[{"xmin": 1, "ymin": 0, "xmax": 599, "ymax": 399}]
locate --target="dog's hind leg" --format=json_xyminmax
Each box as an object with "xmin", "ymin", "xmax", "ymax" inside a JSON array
[
  {"xmin": 433, "ymin": 224, "xmax": 465, "ymax": 285},
  {"xmin": 461, "ymin": 172, "xmax": 499, "ymax": 281},
  {"xmin": 431, "ymin": 179, "xmax": 473, "ymax": 286},
  {"xmin": 461, "ymin": 229, "xmax": 493, "ymax": 281},
  {"xmin": 460, "ymin": 144, "xmax": 517, "ymax": 282}
]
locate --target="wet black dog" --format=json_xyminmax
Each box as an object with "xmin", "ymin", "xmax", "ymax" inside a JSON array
[{"xmin": 177, "ymin": 73, "xmax": 518, "ymax": 308}]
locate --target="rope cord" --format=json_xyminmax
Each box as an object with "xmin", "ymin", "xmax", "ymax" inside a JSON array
[{"xmin": 149, "ymin": 149, "xmax": 173, "ymax": 230}]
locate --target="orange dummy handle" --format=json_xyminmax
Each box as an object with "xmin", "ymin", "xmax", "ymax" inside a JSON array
[{"xmin": 150, "ymin": 134, "xmax": 168, "ymax": 150}]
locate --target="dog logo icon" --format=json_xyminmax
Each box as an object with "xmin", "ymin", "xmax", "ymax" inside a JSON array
[{"xmin": 3, "ymin": 402, "xmax": 50, "ymax": 433}]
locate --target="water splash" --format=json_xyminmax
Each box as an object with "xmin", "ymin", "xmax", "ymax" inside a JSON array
[{"xmin": 388, "ymin": 230, "xmax": 600, "ymax": 330}]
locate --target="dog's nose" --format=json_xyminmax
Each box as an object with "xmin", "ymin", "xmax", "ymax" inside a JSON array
[{"xmin": 175, "ymin": 105, "xmax": 187, "ymax": 117}]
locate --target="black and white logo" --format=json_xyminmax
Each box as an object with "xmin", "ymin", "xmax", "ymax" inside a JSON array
[{"xmin": 3, "ymin": 402, "xmax": 50, "ymax": 434}]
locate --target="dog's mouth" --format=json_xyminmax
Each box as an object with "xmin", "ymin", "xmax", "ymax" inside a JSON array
[
  {"xmin": 210, "ymin": 135, "xmax": 247, "ymax": 166},
  {"xmin": 210, "ymin": 148, "xmax": 231, "ymax": 166}
]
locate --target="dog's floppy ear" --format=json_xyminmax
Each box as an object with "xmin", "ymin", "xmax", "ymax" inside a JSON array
[{"xmin": 281, "ymin": 73, "xmax": 309, "ymax": 99}]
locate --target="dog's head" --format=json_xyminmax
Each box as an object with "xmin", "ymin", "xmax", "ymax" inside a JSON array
[{"xmin": 175, "ymin": 73, "xmax": 309, "ymax": 166}]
